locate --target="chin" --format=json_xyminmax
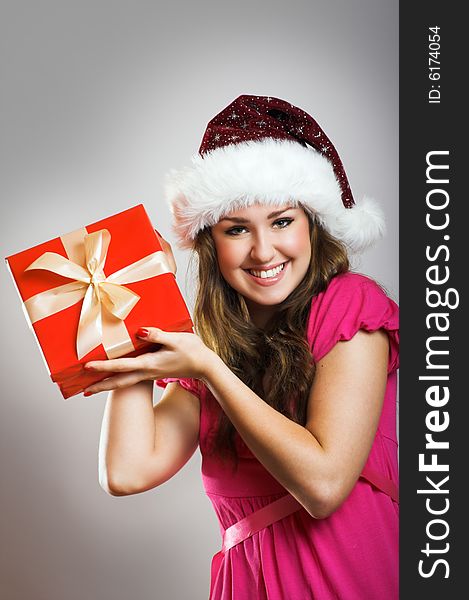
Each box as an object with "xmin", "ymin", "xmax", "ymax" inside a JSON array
[{"xmin": 241, "ymin": 286, "xmax": 294, "ymax": 307}]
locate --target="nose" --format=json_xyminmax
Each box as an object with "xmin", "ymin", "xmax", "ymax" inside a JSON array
[{"xmin": 249, "ymin": 231, "xmax": 276, "ymax": 264}]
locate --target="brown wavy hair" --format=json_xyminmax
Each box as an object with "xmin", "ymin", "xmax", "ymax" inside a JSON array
[{"xmin": 190, "ymin": 209, "xmax": 349, "ymax": 469}]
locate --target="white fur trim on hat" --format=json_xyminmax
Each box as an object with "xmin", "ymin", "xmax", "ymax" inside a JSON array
[{"xmin": 164, "ymin": 138, "xmax": 385, "ymax": 253}]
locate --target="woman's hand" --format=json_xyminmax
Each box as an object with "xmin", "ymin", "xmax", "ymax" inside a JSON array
[
  {"xmin": 83, "ymin": 329, "xmax": 215, "ymax": 395},
  {"xmin": 155, "ymin": 230, "xmax": 177, "ymax": 275}
]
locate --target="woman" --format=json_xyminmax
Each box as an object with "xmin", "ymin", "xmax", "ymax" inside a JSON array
[{"xmin": 84, "ymin": 95, "xmax": 399, "ymax": 599}]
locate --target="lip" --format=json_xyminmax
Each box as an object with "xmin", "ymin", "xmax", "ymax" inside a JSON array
[
  {"xmin": 244, "ymin": 261, "xmax": 289, "ymax": 287},
  {"xmin": 243, "ymin": 260, "xmax": 287, "ymax": 271}
]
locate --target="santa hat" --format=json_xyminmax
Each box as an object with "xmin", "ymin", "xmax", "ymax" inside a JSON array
[{"xmin": 164, "ymin": 94, "xmax": 385, "ymax": 253}]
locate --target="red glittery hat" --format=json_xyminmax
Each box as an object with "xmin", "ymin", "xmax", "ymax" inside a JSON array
[{"xmin": 165, "ymin": 95, "xmax": 385, "ymax": 252}]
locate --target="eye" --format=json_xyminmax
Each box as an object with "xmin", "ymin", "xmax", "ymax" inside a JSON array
[
  {"xmin": 273, "ymin": 218, "xmax": 293, "ymax": 229},
  {"xmin": 225, "ymin": 226, "xmax": 248, "ymax": 236},
  {"xmin": 224, "ymin": 218, "xmax": 293, "ymax": 236}
]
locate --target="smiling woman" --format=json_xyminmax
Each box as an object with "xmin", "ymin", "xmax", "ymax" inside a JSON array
[
  {"xmin": 211, "ymin": 205, "xmax": 312, "ymax": 325},
  {"xmin": 88, "ymin": 95, "xmax": 399, "ymax": 600}
]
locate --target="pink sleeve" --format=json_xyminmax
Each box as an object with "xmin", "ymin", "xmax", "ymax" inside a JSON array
[
  {"xmin": 155, "ymin": 377, "xmax": 201, "ymax": 398},
  {"xmin": 306, "ymin": 273, "xmax": 399, "ymax": 373}
]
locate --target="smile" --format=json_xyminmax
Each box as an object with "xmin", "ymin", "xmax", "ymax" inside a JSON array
[
  {"xmin": 248, "ymin": 263, "xmax": 286, "ymax": 279},
  {"xmin": 243, "ymin": 261, "xmax": 289, "ymax": 286}
]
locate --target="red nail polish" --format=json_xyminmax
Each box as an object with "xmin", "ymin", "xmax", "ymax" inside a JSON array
[
  {"xmin": 84, "ymin": 391, "xmax": 92, "ymax": 397},
  {"xmin": 137, "ymin": 327, "xmax": 149, "ymax": 338}
]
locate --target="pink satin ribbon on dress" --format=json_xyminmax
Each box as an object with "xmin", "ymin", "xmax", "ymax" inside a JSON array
[
  {"xmin": 210, "ymin": 466, "xmax": 398, "ymax": 597},
  {"xmin": 220, "ymin": 466, "xmax": 399, "ymax": 554}
]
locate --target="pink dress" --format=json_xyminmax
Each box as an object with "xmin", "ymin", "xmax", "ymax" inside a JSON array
[{"xmin": 157, "ymin": 273, "xmax": 399, "ymax": 599}]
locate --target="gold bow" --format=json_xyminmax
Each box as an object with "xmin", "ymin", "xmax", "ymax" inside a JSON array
[{"xmin": 23, "ymin": 227, "xmax": 172, "ymax": 359}]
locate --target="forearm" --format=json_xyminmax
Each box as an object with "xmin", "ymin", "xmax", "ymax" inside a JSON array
[
  {"xmin": 201, "ymin": 353, "xmax": 331, "ymax": 517},
  {"xmin": 98, "ymin": 380, "xmax": 155, "ymax": 491}
]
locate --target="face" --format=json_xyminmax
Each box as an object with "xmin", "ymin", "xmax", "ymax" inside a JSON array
[{"xmin": 211, "ymin": 203, "xmax": 312, "ymax": 326}]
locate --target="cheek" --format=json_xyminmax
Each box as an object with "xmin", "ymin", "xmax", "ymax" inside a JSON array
[
  {"xmin": 214, "ymin": 240, "xmax": 244, "ymax": 272},
  {"xmin": 285, "ymin": 238, "xmax": 310, "ymax": 256},
  {"xmin": 286, "ymin": 223, "xmax": 312, "ymax": 259}
]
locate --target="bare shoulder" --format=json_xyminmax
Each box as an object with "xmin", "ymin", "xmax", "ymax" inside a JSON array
[
  {"xmin": 102, "ymin": 381, "xmax": 202, "ymax": 497},
  {"xmin": 304, "ymin": 329, "xmax": 389, "ymax": 502},
  {"xmin": 120, "ymin": 382, "xmax": 201, "ymax": 494},
  {"xmin": 154, "ymin": 381, "xmax": 201, "ymax": 452},
  {"xmin": 307, "ymin": 329, "xmax": 388, "ymax": 429},
  {"xmin": 142, "ymin": 382, "xmax": 200, "ymax": 489}
]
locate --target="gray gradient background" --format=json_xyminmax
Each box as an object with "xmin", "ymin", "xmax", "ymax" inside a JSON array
[{"xmin": 0, "ymin": 1, "xmax": 398, "ymax": 598}]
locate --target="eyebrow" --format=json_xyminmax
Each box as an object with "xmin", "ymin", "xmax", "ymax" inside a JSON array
[{"xmin": 219, "ymin": 207, "xmax": 296, "ymax": 223}]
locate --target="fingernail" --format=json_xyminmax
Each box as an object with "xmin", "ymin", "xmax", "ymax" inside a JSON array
[
  {"xmin": 84, "ymin": 364, "xmax": 94, "ymax": 370},
  {"xmin": 137, "ymin": 327, "xmax": 149, "ymax": 338},
  {"xmin": 84, "ymin": 391, "xmax": 93, "ymax": 397}
]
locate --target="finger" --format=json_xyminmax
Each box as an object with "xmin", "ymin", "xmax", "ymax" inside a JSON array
[
  {"xmin": 154, "ymin": 230, "xmax": 177, "ymax": 274},
  {"xmin": 84, "ymin": 356, "xmax": 150, "ymax": 372},
  {"xmin": 83, "ymin": 371, "xmax": 147, "ymax": 395},
  {"xmin": 154, "ymin": 228, "xmax": 171, "ymax": 248},
  {"xmin": 136, "ymin": 326, "xmax": 172, "ymax": 345},
  {"xmin": 154, "ymin": 229, "xmax": 172, "ymax": 253}
]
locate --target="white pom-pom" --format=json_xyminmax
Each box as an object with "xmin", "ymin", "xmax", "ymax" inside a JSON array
[{"xmin": 330, "ymin": 196, "xmax": 386, "ymax": 253}]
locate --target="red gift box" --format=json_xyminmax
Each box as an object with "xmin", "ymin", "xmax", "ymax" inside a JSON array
[{"xmin": 6, "ymin": 204, "xmax": 193, "ymax": 399}]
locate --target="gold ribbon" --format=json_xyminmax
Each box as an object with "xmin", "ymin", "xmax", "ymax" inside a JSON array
[{"xmin": 23, "ymin": 227, "xmax": 173, "ymax": 360}]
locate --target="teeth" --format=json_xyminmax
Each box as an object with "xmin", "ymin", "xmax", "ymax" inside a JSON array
[{"xmin": 249, "ymin": 263, "xmax": 285, "ymax": 279}]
